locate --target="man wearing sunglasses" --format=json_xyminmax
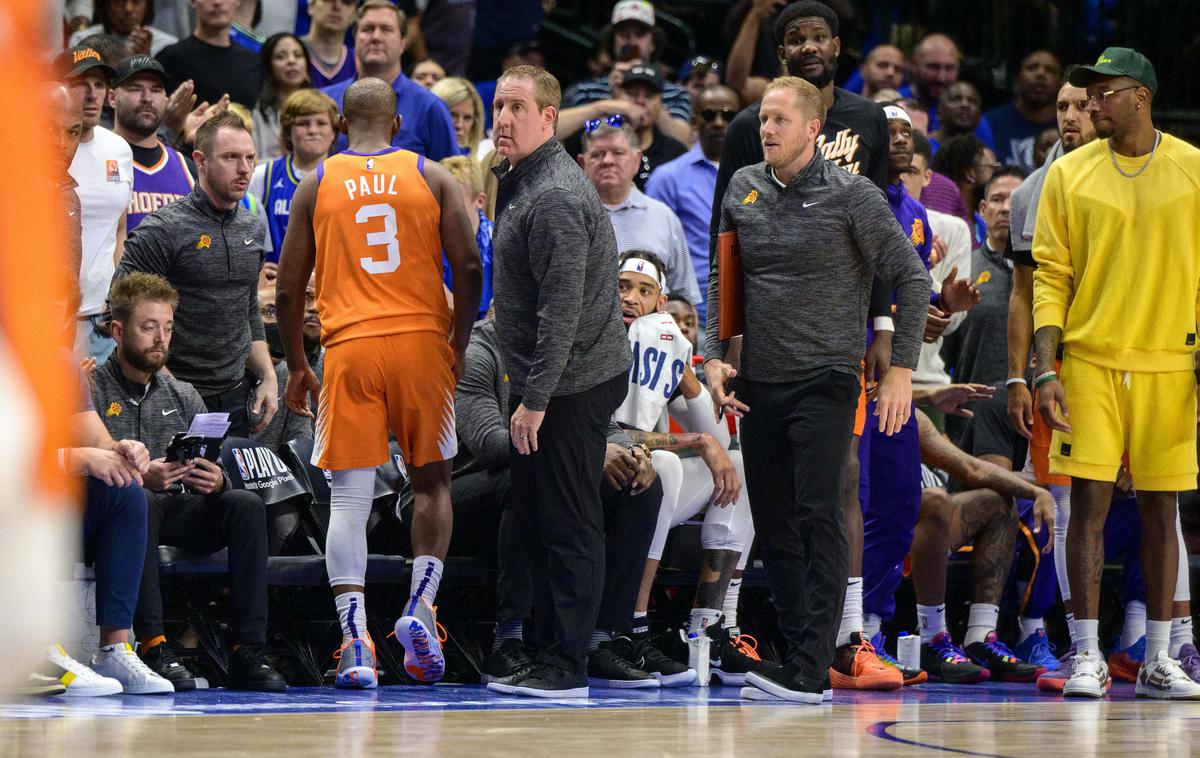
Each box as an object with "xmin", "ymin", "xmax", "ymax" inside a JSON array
[
  {"xmin": 646, "ymin": 85, "xmax": 741, "ymax": 326},
  {"xmin": 1033, "ymin": 47, "xmax": 1200, "ymax": 700}
]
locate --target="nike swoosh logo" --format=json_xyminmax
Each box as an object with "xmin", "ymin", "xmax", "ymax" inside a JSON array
[
  {"xmin": 162, "ymin": 409, "xmax": 177, "ymax": 416},
  {"xmin": 244, "ymin": 237, "xmax": 254, "ymax": 245},
  {"xmin": 802, "ymin": 201, "xmax": 819, "ymax": 208},
  {"xmin": 68, "ymin": 210, "xmax": 77, "ymax": 217}
]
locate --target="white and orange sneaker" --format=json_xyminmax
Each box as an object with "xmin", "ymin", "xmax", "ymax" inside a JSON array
[{"xmin": 395, "ymin": 597, "xmax": 447, "ymax": 683}]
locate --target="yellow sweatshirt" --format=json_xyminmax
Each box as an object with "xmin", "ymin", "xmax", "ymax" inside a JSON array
[{"xmin": 1033, "ymin": 133, "xmax": 1200, "ymax": 372}]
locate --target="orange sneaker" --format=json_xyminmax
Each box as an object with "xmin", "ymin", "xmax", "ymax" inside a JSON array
[
  {"xmin": 394, "ymin": 598, "xmax": 449, "ymax": 682},
  {"xmin": 829, "ymin": 632, "xmax": 904, "ymax": 690}
]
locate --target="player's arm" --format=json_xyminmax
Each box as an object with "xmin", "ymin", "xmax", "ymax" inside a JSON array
[
  {"xmin": 424, "ymin": 160, "xmax": 482, "ymax": 377},
  {"xmin": 276, "ymin": 171, "xmax": 320, "ymax": 417},
  {"xmin": 113, "ymin": 211, "xmax": 128, "ymax": 265},
  {"xmin": 916, "ymin": 409, "xmax": 1045, "ymax": 503},
  {"xmin": 1007, "ymin": 261, "xmax": 1035, "ymax": 437}
]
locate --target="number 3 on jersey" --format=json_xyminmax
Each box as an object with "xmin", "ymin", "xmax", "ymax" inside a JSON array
[{"xmin": 356, "ymin": 203, "xmax": 401, "ymax": 274}]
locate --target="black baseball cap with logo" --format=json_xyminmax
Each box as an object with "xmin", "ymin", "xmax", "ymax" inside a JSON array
[
  {"xmin": 1068, "ymin": 47, "xmax": 1158, "ymax": 94},
  {"xmin": 113, "ymin": 55, "xmax": 168, "ymax": 87},
  {"xmin": 623, "ymin": 64, "xmax": 664, "ymax": 92},
  {"xmin": 54, "ymin": 46, "xmax": 116, "ymax": 82}
]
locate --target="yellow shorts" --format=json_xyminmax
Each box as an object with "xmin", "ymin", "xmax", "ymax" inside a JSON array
[
  {"xmin": 1049, "ymin": 352, "xmax": 1197, "ymax": 491},
  {"xmin": 313, "ymin": 331, "xmax": 457, "ymax": 471}
]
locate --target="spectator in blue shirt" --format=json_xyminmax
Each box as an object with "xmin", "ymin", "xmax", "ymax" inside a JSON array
[
  {"xmin": 320, "ymin": 0, "xmax": 457, "ymax": 159},
  {"xmin": 983, "ymin": 50, "xmax": 1061, "ymax": 171},
  {"xmin": 644, "ymin": 84, "xmax": 740, "ymax": 324},
  {"xmin": 931, "ymin": 81, "xmax": 996, "ymax": 153}
]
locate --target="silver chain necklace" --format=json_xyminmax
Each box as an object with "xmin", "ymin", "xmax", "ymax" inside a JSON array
[{"xmin": 1109, "ymin": 130, "xmax": 1161, "ymax": 178}]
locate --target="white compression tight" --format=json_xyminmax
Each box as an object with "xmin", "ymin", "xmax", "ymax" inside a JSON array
[
  {"xmin": 326, "ymin": 467, "xmax": 376, "ymax": 587},
  {"xmin": 646, "ymin": 449, "xmax": 754, "ymax": 561},
  {"xmin": 1052, "ymin": 484, "xmax": 1190, "ymax": 605}
]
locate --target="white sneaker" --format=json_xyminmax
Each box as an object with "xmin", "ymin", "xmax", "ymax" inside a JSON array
[
  {"xmin": 681, "ymin": 628, "xmax": 711, "ymax": 688},
  {"xmin": 1063, "ymin": 649, "xmax": 1109, "ymax": 698},
  {"xmin": 91, "ymin": 643, "xmax": 174, "ymax": 694},
  {"xmin": 46, "ymin": 644, "xmax": 123, "ymax": 697},
  {"xmin": 1135, "ymin": 650, "xmax": 1200, "ymax": 700}
]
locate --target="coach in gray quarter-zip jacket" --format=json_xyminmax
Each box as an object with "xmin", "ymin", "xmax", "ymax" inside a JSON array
[
  {"xmin": 113, "ymin": 112, "xmax": 276, "ymax": 439},
  {"xmin": 91, "ymin": 271, "xmax": 284, "ymax": 692},
  {"xmin": 704, "ymin": 76, "xmax": 929, "ymax": 704},
  {"xmin": 487, "ymin": 65, "xmax": 631, "ymax": 696}
]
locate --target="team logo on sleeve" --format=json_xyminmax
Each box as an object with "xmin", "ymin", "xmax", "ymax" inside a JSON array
[
  {"xmin": 975, "ymin": 271, "xmax": 992, "ymax": 286},
  {"xmin": 196, "ymin": 234, "xmax": 212, "ymax": 250},
  {"xmin": 105, "ymin": 402, "xmax": 121, "ymax": 417},
  {"xmin": 910, "ymin": 217, "xmax": 925, "ymax": 247},
  {"xmin": 741, "ymin": 189, "xmax": 758, "ymax": 205}
]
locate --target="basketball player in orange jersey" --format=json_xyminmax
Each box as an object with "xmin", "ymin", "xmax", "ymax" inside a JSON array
[{"xmin": 276, "ymin": 78, "xmax": 482, "ymax": 688}]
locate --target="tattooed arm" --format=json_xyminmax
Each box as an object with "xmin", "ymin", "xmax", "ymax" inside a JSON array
[
  {"xmin": 917, "ymin": 410, "xmax": 1053, "ymax": 537},
  {"xmin": 625, "ymin": 429, "xmax": 741, "ymax": 507}
]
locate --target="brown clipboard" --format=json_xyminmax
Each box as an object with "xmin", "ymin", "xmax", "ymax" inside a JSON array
[{"xmin": 717, "ymin": 230, "xmax": 744, "ymax": 341}]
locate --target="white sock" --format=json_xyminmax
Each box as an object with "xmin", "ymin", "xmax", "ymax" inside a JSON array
[
  {"xmin": 965, "ymin": 603, "xmax": 999, "ymax": 646},
  {"xmin": 335, "ymin": 591, "xmax": 368, "ymax": 642},
  {"xmin": 837, "ymin": 577, "xmax": 864, "ymax": 646},
  {"xmin": 1076, "ymin": 619, "xmax": 1100, "ymax": 655},
  {"xmin": 1120, "ymin": 600, "xmax": 1147, "ymax": 649},
  {"xmin": 916, "ymin": 604, "xmax": 946, "ymax": 644},
  {"xmin": 97, "ymin": 643, "xmax": 127, "ymax": 658},
  {"xmin": 1066, "ymin": 612, "xmax": 1077, "ymax": 645},
  {"xmin": 1170, "ymin": 616, "xmax": 1194, "ymax": 657},
  {"xmin": 687, "ymin": 607, "xmax": 720, "ymax": 633},
  {"xmin": 1146, "ymin": 619, "xmax": 1171, "ymax": 662},
  {"xmin": 410, "ymin": 555, "xmax": 444, "ymax": 606},
  {"xmin": 723, "ymin": 579, "xmax": 743, "ymax": 631},
  {"xmin": 1018, "ymin": 616, "xmax": 1044, "ymax": 640},
  {"xmin": 862, "ymin": 613, "xmax": 882, "ymax": 641}
]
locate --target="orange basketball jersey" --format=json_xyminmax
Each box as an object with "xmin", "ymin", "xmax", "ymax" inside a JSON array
[{"xmin": 313, "ymin": 147, "xmax": 449, "ymax": 347}]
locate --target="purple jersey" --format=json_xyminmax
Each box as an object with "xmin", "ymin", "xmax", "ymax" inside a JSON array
[
  {"xmin": 127, "ymin": 142, "xmax": 193, "ymax": 232},
  {"xmin": 307, "ymin": 44, "xmax": 355, "ymax": 89}
]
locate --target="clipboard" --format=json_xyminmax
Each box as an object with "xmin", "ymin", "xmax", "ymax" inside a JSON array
[{"xmin": 717, "ymin": 230, "xmax": 744, "ymax": 341}]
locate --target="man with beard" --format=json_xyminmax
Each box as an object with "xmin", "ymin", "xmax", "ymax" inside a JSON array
[
  {"xmin": 986, "ymin": 51, "xmax": 1062, "ymax": 171},
  {"xmin": 900, "ymin": 34, "xmax": 963, "ymax": 133},
  {"xmin": 1034, "ymin": 48, "xmax": 1200, "ymax": 699},
  {"xmin": 647, "ymin": 84, "xmax": 741, "ymax": 325},
  {"xmin": 110, "ymin": 56, "xmax": 196, "ymax": 233},
  {"xmin": 932, "ymin": 133, "xmax": 997, "ymax": 245},
  {"xmin": 92, "ymin": 271, "xmax": 285, "ymax": 692},
  {"xmin": 710, "ymin": 0, "xmax": 950, "ymax": 688}
]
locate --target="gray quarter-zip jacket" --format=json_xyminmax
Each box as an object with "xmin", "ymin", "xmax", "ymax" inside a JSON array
[
  {"xmin": 114, "ymin": 186, "xmax": 266, "ymax": 395},
  {"xmin": 91, "ymin": 352, "xmax": 208, "ymax": 459},
  {"xmin": 707, "ymin": 155, "xmax": 929, "ymax": 381},
  {"xmin": 491, "ymin": 138, "xmax": 631, "ymax": 411}
]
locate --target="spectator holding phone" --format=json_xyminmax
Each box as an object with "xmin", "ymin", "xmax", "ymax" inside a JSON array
[{"xmin": 91, "ymin": 272, "xmax": 285, "ymax": 693}]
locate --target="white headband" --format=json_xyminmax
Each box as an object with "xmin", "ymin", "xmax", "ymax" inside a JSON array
[
  {"xmin": 883, "ymin": 105, "xmax": 912, "ymax": 127},
  {"xmin": 620, "ymin": 256, "xmax": 666, "ymax": 290}
]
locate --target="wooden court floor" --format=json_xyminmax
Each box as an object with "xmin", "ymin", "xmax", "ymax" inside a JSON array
[{"xmin": 3, "ymin": 683, "xmax": 1200, "ymax": 757}]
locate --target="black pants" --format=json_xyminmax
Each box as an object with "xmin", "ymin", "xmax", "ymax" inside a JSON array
[
  {"xmin": 735, "ymin": 370, "xmax": 858, "ymax": 678},
  {"xmin": 135, "ymin": 489, "xmax": 269, "ymax": 644},
  {"xmin": 201, "ymin": 379, "xmax": 251, "ymax": 438},
  {"xmin": 497, "ymin": 474, "xmax": 663, "ymax": 635},
  {"xmin": 508, "ymin": 372, "xmax": 627, "ymax": 674},
  {"xmin": 392, "ymin": 467, "xmax": 512, "ymax": 561}
]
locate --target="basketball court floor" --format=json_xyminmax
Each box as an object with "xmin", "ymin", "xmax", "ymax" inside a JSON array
[{"xmin": 3, "ymin": 681, "xmax": 1198, "ymax": 756}]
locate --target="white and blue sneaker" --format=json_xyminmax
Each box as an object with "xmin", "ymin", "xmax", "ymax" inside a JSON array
[
  {"xmin": 334, "ymin": 637, "xmax": 378, "ymax": 689},
  {"xmin": 395, "ymin": 597, "xmax": 446, "ymax": 683}
]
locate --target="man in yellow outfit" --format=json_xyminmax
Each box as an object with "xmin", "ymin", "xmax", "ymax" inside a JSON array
[{"xmin": 1032, "ymin": 47, "xmax": 1200, "ymax": 700}]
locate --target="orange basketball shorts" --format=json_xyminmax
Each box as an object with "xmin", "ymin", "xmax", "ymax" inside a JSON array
[{"xmin": 313, "ymin": 331, "xmax": 457, "ymax": 470}]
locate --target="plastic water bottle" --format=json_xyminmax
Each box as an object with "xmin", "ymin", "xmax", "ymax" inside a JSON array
[{"xmin": 897, "ymin": 632, "xmax": 921, "ymax": 670}]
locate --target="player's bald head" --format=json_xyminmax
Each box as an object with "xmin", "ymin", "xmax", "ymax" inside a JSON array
[
  {"xmin": 342, "ymin": 77, "xmax": 398, "ymax": 129},
  {"xmin": 913, "ymin": 34, "xmax": 960, "ymax": 62}
]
